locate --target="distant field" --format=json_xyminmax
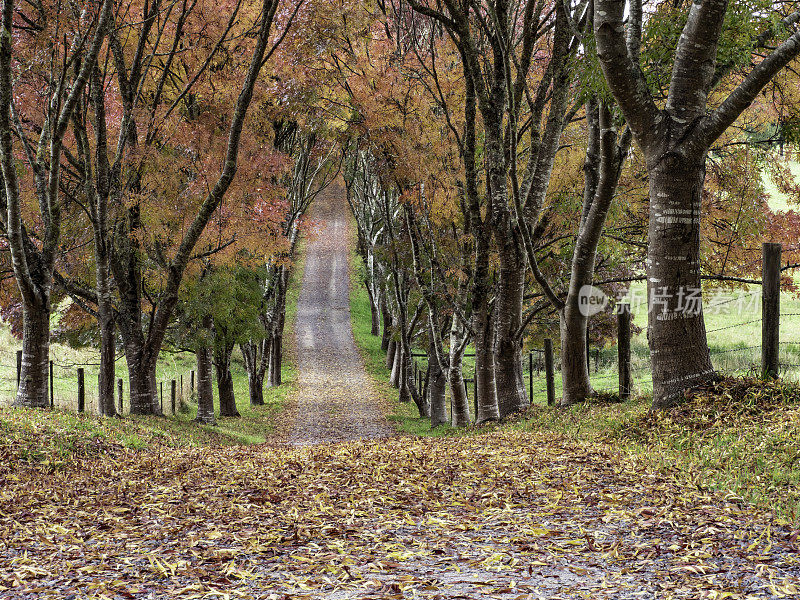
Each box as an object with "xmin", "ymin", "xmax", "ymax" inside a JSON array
[
  {"xmin": 763, "ymin": 159, "xmax": 800, "ymax": 213},
  {"xmin": 583, "ymin": 283, "xmax": 800, "ymax": 401}
]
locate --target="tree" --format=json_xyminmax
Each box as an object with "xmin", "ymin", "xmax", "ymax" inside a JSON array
[
  {"xmin": 0, "ymin": 0, "xmax": 113, "ymax": 407},
  {"xmin": 107, "ymin": 0, "xmax": 285, "ymax": 415},
  {"xmin": 595, "ymin": 0, "xmax": 800, "ymax": 407},
  {"xmin": 407, "ymin": 0, "xmax": 585, "ymax": 419}
]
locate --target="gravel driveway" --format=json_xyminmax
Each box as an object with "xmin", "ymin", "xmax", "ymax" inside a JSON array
[{"xmin": 286, "ymin": 185, "xmax": 394, "ymax": 445}]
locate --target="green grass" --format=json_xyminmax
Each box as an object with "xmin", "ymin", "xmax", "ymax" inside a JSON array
[
  {"xmin": 0, "ymin": 238, "xmax": 305, "ymax": 449},
  {"xmin": 0, "ymin": 345, "xmax": 295, "ymax": 454},
  {"xmin": 509, "ymin": 378, "xmax": 800, "ymax": 524}
]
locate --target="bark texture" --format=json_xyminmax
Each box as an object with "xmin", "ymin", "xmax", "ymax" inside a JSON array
[
  {"xmin": 195, "ymin": 346, "xmax": 216, "ymax": 424},
  {"xmin": 386, "ymin": 339, "xmax": 397, "ymax": 371},
  {"xmin": 215, "ymin": 343, "xmax": 239, "ymax": 417},
  {"xmin": 560, "ymin": 102, "xmax": 631, "ymax": 406},
  {"xmin": 448, "ymin": 317, "xmax": 471, "ymax": 427},
  {"xmin": 17, "ymin": 304, "xmax": 51, "ymax": 408}
]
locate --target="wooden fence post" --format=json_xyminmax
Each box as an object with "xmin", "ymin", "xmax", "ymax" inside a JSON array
[
  {"xmin": 16, "ymin": 350, "xmax": 21, "ymax": 389},
  {"xmin": 191, "ymin": 370, "xmax": 195, "ymax": 394},
  {"xmin": 160, "ymin": 381, "xmax": 163, "ymax": 413},
  {"xmin": 118, "ymin": 378, "xmax": 123, "ymax": 414},
  {"xmin": 49, "ymin": 360, "xmax": 54, "ymax": 408},
  {"xmin": 544, "ymin": 339, "xmax": 555, "ymax": 406},
  {"xmin": 77, "ymin": 368, "xmax": 85, "ymax": 413},
  {"xmin": 528, "ymin": 351, "xmax": 533, "ymax": 404},
  {"xmin": 171, "ymin": 380, "xmax": 177, "ymax": 415},
  {"xmin": 618, "ymin": 303, "xmax": 631, "ymax": 400},
  {"xmin": 762, "ymin": 242, "xmax": 781, "ymax": 378}
]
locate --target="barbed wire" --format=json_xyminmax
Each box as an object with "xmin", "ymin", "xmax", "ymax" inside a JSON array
[
  {"xmin": 706, "ymin": 295, "xmax": 743, "ymax": 309},
  {"xmin": 710, "ymin": 345, "xmax": 761, "ymax": 355},
  {"xmin": 706, "ymin": 319, "xmax": 762, "ymax": 333}
]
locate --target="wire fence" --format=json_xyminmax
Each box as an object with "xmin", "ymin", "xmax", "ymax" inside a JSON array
[
  {"xmin": 0, "ymin": 349, "xmax": 196, "ymax": 416},
  {"xmin": 408, "ymin": 291, "xmax": 800, "ymax": 408}
]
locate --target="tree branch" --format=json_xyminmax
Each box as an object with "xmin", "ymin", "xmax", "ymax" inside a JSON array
[{"xmin": 593, "ymin": 0, "xmax": 660, "ymax": 151}]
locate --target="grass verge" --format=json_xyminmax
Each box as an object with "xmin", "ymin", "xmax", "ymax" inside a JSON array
[
  {"xmin": 511, "ymin": 378, "xmax": 800, "ymax": 524},
  {"xmin": 0, "ymin": 237, "xmax": 306, "ymax": 456},
  {"xmin": 348, "ymin": 240, "xmax": 462, "ymax": 437}
]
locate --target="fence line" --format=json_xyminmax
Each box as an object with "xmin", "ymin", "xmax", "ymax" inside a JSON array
[
  {"xmin": 408, "ymin": 242, "xmax": 799, "ymax": 414},
  {"xmin": 1, "ymin": 351, "xmax": 197, "ymax": 417}
]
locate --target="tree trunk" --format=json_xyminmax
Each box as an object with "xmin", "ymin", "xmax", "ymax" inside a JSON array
[
  {"xmin": 449, "ymin": 319, "xmax": 471, "ymax": 427},
  {"xmin": 97, "ymin": 313, "xmax": 117, "ymax": 416},
  {"xmin": 268, "ymin": 334, "xmax": 282, "ymax": 387},
  {"xmin": 248, "ymin": 372, "xmax": 264, "ymax": 406},
  {"xmin": 263, "ymin": 335, "xmax": 274, "ymax": 387},
  {"xmin": 471, "ymin": 200, "xmax": 499, "ymax": 423},
  {"xmin": 380, "ymin": 296, "xmax": 392, "ymax": 352},
  {"xmin": 493, "ymin": 246, "xmax": 528, "ymax": 417},
  {"xmin": 95, "ymin": 243, "xmax": 117, "ymax": 417},
  {"xmin": 215, "ymin": 343, "xmax": 239, "ymax": 417},
  {"xmin": 403, "ymin": 348, "xmax": 429, "ymax": 417},
  {"xmin": 15, "ymin": 300, "xmax": 51, "ymax": 408},
  {"xmin": 116, "ymin": 211, "xmax": 159, "ymax": 416},
  {"xmin": 559, "ymin": 100, "xmax": 599, "ymax": 406},
  {"xmin": 367, "ymin": 283, "xmax": 380, "ymax": 336},
  {"xmin": 127, "ymin": 353, "xmax": 158, "ymax": 416},
  {"xmin": 449, "ymin": 353, "xmax": 470, "ymax": 427},
  {"xmin": 390, "ymin": 342, "xmax": 402, "ymax": 387},
  {"xmin": 647, "ymin": 157, "xmax": 714, "ymax": 407},
  {"xmin": 474, "ymin": 301, "xmax": 499, "ymax": 423},
  {"xmin": 195, "ymin": 346, "xmax": 215, "ymax": 424},
  {"xmin": 559, "ymin": 308, "xmax": 591, "ymax": 405},
  {"xmin": 241, "ymin": 340, "xmax": 267, "ymax": 406},
  {"xmin": 428, "ymin": 346, "xmax": 448, "ymax": 428},
  {"xmin": 398, "ymin": 346, "xmax": 411, "ymax": 402},
  {"xmin": 560, "ymin": 101, "xmax": 629, "ymax": 405},
  {"xmin": 386, "ymin": 339, "xmax": 397, "ymax": 371},
  {"xmin": 267, "ymin": 266, "xmax": 289, "ymax": 388},
  {"xmin": 589, "ymin": 0, "xmax": 800, "ymax": 407}
]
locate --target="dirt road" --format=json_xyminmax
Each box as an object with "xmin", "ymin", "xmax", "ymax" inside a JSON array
[{"xmin": 286, "ymin": 185, "xmax": 393, "ymax": 445}]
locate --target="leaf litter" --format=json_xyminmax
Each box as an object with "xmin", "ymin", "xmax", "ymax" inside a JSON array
[
  {"xmin": 2, "ymin": 201, "xmax": 799, "ymax": 598},
  {"xmin": 1, "ymin": 430, "xmax": 799, "ymax": 599}
]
